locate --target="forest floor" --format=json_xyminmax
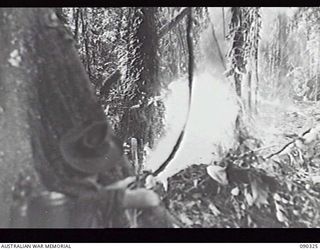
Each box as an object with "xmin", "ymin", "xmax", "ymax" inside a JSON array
[
  {"xmin": 164, "ymin": 100, "xmax": 320, "ymax": 228},
  {"xmin": 255, "ymin": 100, "xmax": 320, "ymax": 156}
]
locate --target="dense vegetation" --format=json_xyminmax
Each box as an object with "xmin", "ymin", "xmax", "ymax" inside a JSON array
[
  {"xmin": 56, "ymin": 7, "xmax": 320, "ymax": 227},
  {"xmin": 2, "ymin": 7, "xmax": 320, "ymax": 228}
]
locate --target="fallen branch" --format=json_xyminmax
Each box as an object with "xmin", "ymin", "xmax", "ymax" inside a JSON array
[
  {"xmin": 266, "ymin": 128, "xmax": 313, "ymax": 159},
  {"xmin": 266, "ymin": 141, "xmax": 296, "ymax": 159}
]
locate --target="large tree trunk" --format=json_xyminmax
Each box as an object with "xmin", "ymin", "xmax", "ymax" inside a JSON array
[
  {"xmin": 0, "ymin": 8, "xmax": 132, "ymax": 227},
  {"xmin": 119, "ymin": 7, "xmax": 164, "ymax": 156}
]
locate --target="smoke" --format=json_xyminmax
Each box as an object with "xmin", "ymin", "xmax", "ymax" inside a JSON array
[
  {"xmin": 144, "ymin": 14, "xmax": 239, "ymax": 181},
  {"xmin": 143, "ymin": 7, "xmax": 301, "ymax": 182}
]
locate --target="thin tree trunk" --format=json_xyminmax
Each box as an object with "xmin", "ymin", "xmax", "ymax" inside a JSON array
[
  {"xmin": 277, "ymin": 16, "xmax": 282, "ymax": 88},
  {"xmin": 80, "ymin": 9, "xmax": 91, "ymax": 76},
  {"xmin": 315, "ymin": 37, "xmax": 319, "ymax": 102},
  {"xmin": 248, "ymin": 70, "xmax": 252, "ymax": 112},
  {"xmin": 222, "ymin": 7, "xmax": 226, "ymax": 39},
  {"xmin": 255, "ymin": 42, "xmax": 259, "ymax": 112},
  {"xmin": 74, "ymin": 8, "xmax": 80, "ymax": 41}
]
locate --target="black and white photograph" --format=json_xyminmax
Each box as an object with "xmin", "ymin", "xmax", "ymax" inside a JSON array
[{"xmin": 1, "ymin": 7, "xmax": 320, "ymax": 231}]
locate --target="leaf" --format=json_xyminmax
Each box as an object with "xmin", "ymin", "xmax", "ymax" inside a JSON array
[
  {"xmin": 193, "ymin": 179, "xmax": 198, "ymax": 188},
  {"xmin": 250, "ymin": 178, "xmax": 269, "ymax": 208},
  {"xmin": 311, "ymin": 176, "xmax": 320, "ymax": 184},
  {"xmin": 208, "ymin": 203, "xmax": 221, "ymax": 216},
  {"xmin": 206, "ymin": 164, "xmax": 229, "ymax": 186},
  {"xmin": 303, "ymin": 130, "xmax": 319, "ymax": 144},
  {"xmin": 260, "ymin": 174, "xmax": 279, "ymax": 192},
  {"xmin": 130, "ymin": 104, "xmax": 140, "ymax": 109},
  {"xmin": 244, "ymin": 188, "xmax": 254, "ymax": 206},
  {"xmin": 178, "ymin": 213, "xmax": 194, "ymax": 227},
  {"xmin": 231, "ymin": 187, "xmax": 240, "ymax": 196},
  {"xmin": 273, "ymin": 193, "xmax": 281, "ymax": 202},
  {"xmin": 227, "ymin": 167, "xmax": 250, "ymax": 184},
  {"xmin": 275, "ymin": 203, "xmax": 288, "ymax": 223}
]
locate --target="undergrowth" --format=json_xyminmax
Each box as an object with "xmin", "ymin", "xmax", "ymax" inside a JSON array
[{"xmin": 162, "ymin": 104, "xmax": 320, "ymax": 228}]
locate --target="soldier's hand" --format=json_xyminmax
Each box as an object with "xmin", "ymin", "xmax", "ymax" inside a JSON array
[
  {"xmin": 122, "ymin": 189, "xmax": 160, "ymax": 208},
  {"xmin": 105, "ymin": 176, "xmax": 160, "ymax": 209}
]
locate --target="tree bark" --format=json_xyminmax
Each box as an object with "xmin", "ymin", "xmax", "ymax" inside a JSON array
[
  {"xmin": 119, "ymin": 7, "xmax": 164, "ymax": 150},
  {"xmin": 0, "ymin": 8, "xmax": 131, "ymax": 227},
  {"xmin": 73, "ymin": 8, "xmax": 80, "ymax": 41}
]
